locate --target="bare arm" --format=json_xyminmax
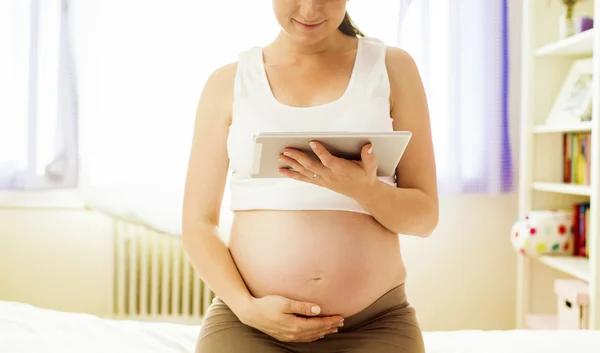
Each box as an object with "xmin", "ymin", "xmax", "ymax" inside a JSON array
[
  {"xmin": 181, "ymin": 63, "xmax": 252, "ymax": 315},
  {"xmin": 354, "ymin": 48, "xmax": 439, "ymax": 237},
  {"xmin": 182, "ymin": 64, "xmax": 344, "ymax": 342},
  {"xmin": 277, "ymin": 47, "xmax": 437, "ymax": 236}
]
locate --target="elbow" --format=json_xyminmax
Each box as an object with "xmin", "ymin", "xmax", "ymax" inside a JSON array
[
  {"xmin": 420, "ymin": 200, "xmax": 439, "ymax": 237},
  {"xmin": 392, "ymin": 215, "xmax": 437, "ymax": 238},
  {"xmin": 181, "ymin": 217, "xmax": 214, "ymax": 250},
  {"xmin": 181, "ymin": 226, "xmax": 199, "ymax": 253},
  {"xmin": 181, "ymin": 215, "xmax": 197, "ymax": 244},
  {"xmin": 409, "ymin": 198, "xmax": 438, "ymax": 238},
  {"xmin": 419, "ymin": 210, "xmax": 438, "ymax": 238}
]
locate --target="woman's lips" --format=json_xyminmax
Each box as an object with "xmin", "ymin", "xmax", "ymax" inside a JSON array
[{"xmin": 294, "ymin": 19, "xmax": 325, "ymax": 30}]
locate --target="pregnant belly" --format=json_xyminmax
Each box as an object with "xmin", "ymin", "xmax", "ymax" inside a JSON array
[{"xmin": 228, "ymin": 210, "xmax": 406, "ymax": 317}]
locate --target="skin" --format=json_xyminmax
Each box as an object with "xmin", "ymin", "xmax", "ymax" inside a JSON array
[{"xmin": 182, "ymin": 0, "xmax": 438, "ymax": 345}]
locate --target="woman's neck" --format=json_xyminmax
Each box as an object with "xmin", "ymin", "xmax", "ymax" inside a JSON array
[{"xmin": 272, "ymin": 30, "xmax": 355, "ymax": 56}]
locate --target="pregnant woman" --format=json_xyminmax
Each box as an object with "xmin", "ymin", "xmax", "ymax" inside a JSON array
[{"xmin": 182, "ymin": 1, "xmax": 438, "ymax": 352}]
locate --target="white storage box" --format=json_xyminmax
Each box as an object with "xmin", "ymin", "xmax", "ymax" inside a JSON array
[{"xmin": 554, "ymin": 279, "xmax": 589, "ymax": 329}]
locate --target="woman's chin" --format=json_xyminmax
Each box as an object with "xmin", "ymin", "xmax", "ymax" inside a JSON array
[{"xmin": 284, "ymin": 26, "xmax": 331, "ymax": 45}]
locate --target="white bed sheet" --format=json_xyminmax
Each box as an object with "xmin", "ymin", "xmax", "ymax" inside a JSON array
[{"xmin": 1, "ymin": 300, "xmax": 599, "ymax": 353}]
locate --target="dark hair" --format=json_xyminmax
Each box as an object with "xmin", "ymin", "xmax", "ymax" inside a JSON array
[{"xmin": 338, "ymin": 12, "xmax": 364, "ymax": 37}]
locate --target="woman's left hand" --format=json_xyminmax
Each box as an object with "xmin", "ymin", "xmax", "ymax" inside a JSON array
[{"xmin": 278, "ymin": 141, "xmax": 378, "ymax": 200}]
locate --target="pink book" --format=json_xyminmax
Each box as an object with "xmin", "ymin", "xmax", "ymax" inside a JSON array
[{"xmin": 572, "ymin": 203, "xmax": 580, "ymax": 256}]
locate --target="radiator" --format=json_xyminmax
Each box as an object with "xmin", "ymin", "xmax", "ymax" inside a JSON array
[{"xmin": 112, "ymin": 219, "xmax": 214, "ymax": 324}]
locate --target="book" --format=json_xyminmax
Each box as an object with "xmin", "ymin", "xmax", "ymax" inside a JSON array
[
  {"xmin": 585, "ymin": 207, "xmax": 591, "ymax": 257},
  {"xmin": 579, "ymin": 203, "xmax": 589, "ymax": 256},
  {"xmin": 573, "ymin": 203, "xmax": 580, "ymax": 256},
  {"xmin": 571, "ymin": 201, "xmax": 591, "ymax": 258},
  {"xmin": 564, "ymin": 134, "xmax": 571, "ymax": 183},
  {"xmin": 563, "ymin": 132, "xmax": 592, "ymax": 186}
]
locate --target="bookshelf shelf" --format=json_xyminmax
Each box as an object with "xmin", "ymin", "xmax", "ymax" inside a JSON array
[
  {"xmin": 517, "ymin": 0, "xmax": 599, "ymax": 330},
  {"xmin": 535, "ymin": 29, "xmax": 595, "ymax": 56},
  {"xmin": 532, "ymin": 121, "xmax": 593, "ymax": 134},
  {"xmin": 532, "ymin": 182, "xmax": 592, "ymax": 196},
  {"xmin": 538, "ymin": 256, "xmax": 590, "ymax": 282}
]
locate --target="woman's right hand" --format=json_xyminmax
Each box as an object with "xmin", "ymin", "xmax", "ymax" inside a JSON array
[{"xmin": 240, "ymin": 295, "xmax": 345, "ymax": 343}]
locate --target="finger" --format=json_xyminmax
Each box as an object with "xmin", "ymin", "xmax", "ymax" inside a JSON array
[
  {"xmin": 291, "ymin": 315, "xmax": 345, "ymax": 335},
  {"xmin": 282, "ymin": 149, "xmax": 327, "ymax": 176},
  {"xmin": 297, "ymin": 328, "xmax": 339, "ymax": 342},
  {"xmin": 279, "ymin": 168, "xmax": 317, "ymax": 184},
  {"xmin": 279, "ymin": 155, "xmax": 316, "ymax": 179},
  {"xmin": 361, "ymin": 143, "xmax": 377, "ymax": 173},
  {"xmin": 292, "ymin": 330, "xmax": 333, "ymax": 343},
  {"xmin": 301, "ymin": 320, "xmax": 343, "ymax": 337},
  {"xmin": 309, "ymin": 141, "xmax": 339, "ymax": 169},
  {"xmin": 295, "ymin": 315, "xmax": 344, "ymax": 330},
  {"xmin": 293, "ymin": 325, "xmax": 341, "ymax": 342},
  {"xmin": 287, "ymin": 326, "xmax": 339, "ymax": 343},
  {"xmin": 293, "ymin": 337, "xmax": 322, "ymax": 343},
  {"xmin": 283, "ymin": 299, "xmax": 321, "ymax": 316}
]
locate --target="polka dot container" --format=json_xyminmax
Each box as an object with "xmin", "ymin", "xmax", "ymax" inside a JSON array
[{"xmin": 511, "ymin": 210, "xmax": 573, "ymax": 256}]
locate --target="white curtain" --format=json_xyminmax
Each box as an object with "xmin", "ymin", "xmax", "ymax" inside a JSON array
[
  {"xmin": 398, "ymin": 0, "xmax": 513, "ymax": 195},
  {"xmin": 73, "ymin": 0, "xmax": 404, "ymax": 235},
  {"xmin": 0, "ymin": 0, "xmax": 26, "ymax": 183},
  {"xmin": 1, "ymin": 0, "xmax": 78, "ymax": 190}
]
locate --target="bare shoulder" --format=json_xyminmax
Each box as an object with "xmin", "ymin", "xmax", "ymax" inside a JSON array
[
  {"xmin": 201, "ymin": 61, "xmax": 238, "ymax": 101},
  {"xmin": 197, "ymin": 61, "xmax": 239, "ymax": 124},
  {"xmin": 384, "ymin": 46, "xmax": 425, "ymax": 112},
  {"xmin": 384, "ymin": 46, "xmax": 421, "ymax": 88},
  {"xmin": 385, "ymin": 46, "xmax": 416, "ymax": 66},
  {"xmin": 205, "ymin": 62, "xmax": 238, "ymax": 91}
]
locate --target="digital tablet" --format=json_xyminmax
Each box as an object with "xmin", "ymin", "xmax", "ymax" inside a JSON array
[{"xmin": 250, "ymin": 131, "xmax": 412, "ymax": 178}]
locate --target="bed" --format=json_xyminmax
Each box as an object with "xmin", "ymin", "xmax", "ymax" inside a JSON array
[{"xmin": 1, "ymin": 300, "xmax": 599, "ymax": 353}]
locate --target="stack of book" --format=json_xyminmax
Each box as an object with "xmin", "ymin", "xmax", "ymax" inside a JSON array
[
  {"xmin": 563, "ymin": 133, "xmax": 592, "ymax": 185},
  {"xmin": 572, "ymin": 201, "xmax": 591, "ymax": 258}
]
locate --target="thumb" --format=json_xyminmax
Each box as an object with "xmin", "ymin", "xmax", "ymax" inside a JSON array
[
  {"xmin": 361, "ymin": 144, "xmax": 376, "ymax": 169},
  {"xmin": 284, "ymin": 299, "xmax": 321, "ymax": 316}
]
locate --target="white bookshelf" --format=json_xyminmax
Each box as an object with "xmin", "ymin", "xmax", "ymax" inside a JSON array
[
  {"xmin": 539, "ymin": 255, "xmax": 590, "ymax": 282},
  {"xmin": 533, "ymin": 121, "xmax": 593, "ymax": 133},
  {"xmin": 531, "ymin": 182, "xmax": 592, "ymax": 196},
  {"xmin": 535, "ymin": 28, "xmax": 595, "ymax": 56},
  {"xmin": 517, "ymin": 0, "xmax": 600, "ymax": 329}
]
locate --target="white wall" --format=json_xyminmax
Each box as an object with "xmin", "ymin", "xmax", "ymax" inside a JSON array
[
  {"xmin": 0, "ymin": 207, "xmax": 114, "ymax": 316},
  {"xmin": 403, "ymin": 194, "xmax": 518, "ymax": 330}
]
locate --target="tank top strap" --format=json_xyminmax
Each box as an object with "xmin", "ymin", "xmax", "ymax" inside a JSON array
[
  {"xmin": 352, "ymin": 37, "xmax": 390, "ymax": 101},
  {"xmin": 233, "ymin": 46, "xmax": 266, "ymax": 101}
]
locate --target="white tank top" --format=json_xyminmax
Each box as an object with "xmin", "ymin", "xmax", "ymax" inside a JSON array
[{"xmin": 227, "ymin": 37, "xmax": 395, "ymax": 214}]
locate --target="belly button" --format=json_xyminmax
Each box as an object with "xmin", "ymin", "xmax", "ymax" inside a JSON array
[{"xmin": 310, "ymin": 277, "xmax": 324, "ymax": 282}]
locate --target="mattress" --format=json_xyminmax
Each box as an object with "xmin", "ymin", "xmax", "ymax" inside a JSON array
[{"xmin": 1, "ymin": 300, "xmax": 599, "ymax": 353}]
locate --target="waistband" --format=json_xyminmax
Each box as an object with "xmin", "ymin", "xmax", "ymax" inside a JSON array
[
  {"xmin": 341, "ymin": 283, "xmax": 408, "ymax": 330},
  {"xmin": 212, "ymin": 284, "xmax": 408, "ymax": 330}
]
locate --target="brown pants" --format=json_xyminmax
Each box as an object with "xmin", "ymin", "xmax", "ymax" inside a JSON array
[{"xmin": 195, "ymin": 284, "xmax": 425, "ymax": 353}]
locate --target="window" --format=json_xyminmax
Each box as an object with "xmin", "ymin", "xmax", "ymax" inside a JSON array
[
  {"xmin": 0, "ymin": 0, "xmax": 78, "ymax": 190},
  {"xmin": 398, "ymin": 0, "xmax": 513, "ymax": 194}
]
